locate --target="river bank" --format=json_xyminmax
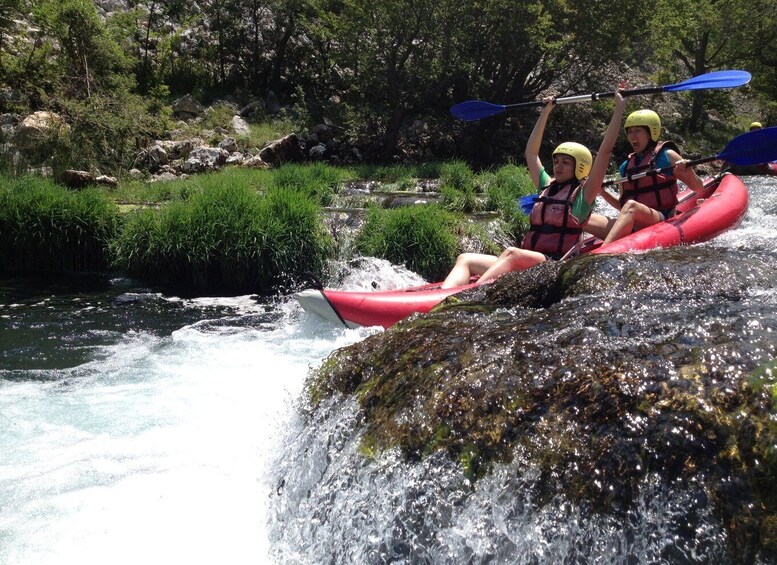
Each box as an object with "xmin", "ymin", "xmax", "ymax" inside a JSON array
[{"xmin": 0, "ymin": 161, "xmax": 537, "ymax": 293}]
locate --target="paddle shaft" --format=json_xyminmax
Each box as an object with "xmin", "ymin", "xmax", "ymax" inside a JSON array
[
  {"xmin": 451, "ymin": 71, "xmax": 751, "ymax": 121},
  {"xmin": 504, "ymin": 85, "xmax": 669, "ymax": 111},
  {"xmin": 602, "ymin": 155, "xmax": 717, "ymax": 187}
]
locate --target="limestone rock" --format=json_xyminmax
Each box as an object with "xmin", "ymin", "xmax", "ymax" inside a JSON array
[
  {"xmin": 231, "ymin": 115, "xmax": 251, "ymax": 135},
  {"xmin": 181, "ymin": 146, "xmax": 228, "ymax": 173},
  {"xmin": 171, "ymin": 94, "xmax": 205, "ymax": 120},
  {"xmin": 12, "ymin": 111, "xmax": 68, "ymax": 147},
  {"xmin": 242, "ymin": 154, "xmax": 271, "ymax": 169}
]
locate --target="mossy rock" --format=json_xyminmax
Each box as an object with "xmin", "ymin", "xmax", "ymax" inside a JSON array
[{"xmin": 305, "ymin": 248, "xmax": 777, "ymax": 560}]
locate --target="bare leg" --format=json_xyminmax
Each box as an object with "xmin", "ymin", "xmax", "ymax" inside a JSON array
[
  {"xmin": 475, "ymin": 247, "xmax": 546, "ymax": 285},
  {"xmin": 441, "ymin": 252, "xmax": 498, "ymax": 288},
  {"xmin": 584, "ymin": 213, "xmax": 616, "ymax": 240},
  {"xmin": 603, "ymin": 201, "xmax": 663, "ymax": 244}
]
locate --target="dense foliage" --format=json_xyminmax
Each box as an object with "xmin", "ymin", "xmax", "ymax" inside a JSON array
[
  {"xmin": 0, "ymin": 0, "xmax": 775, "ymax": 169},
  {"xmin": 111, "ymin": 174, "xmax": 334, "ymax": 294},
  {"xmin": 0, "ymin": 175, "xmax": 119, "ymax": 272},
  {"xmin": 356, "ymin": 205, "xmax": 461, "ymax": 282},
  {"xmin": 0, "ymin": 170, "xmax": 335, "ymax": 293},
  {"xmin": 649, "ymin": 0, "xmax": 777, "ymax": 129}
]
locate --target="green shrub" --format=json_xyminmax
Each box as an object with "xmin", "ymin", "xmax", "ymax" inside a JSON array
[
  {"xmin": 54, "ymin": 92, "xmax": 171, "ymax": 177},
  {"xmin": 200, "ymin": 102, "xmax": 238, "ymax": 131},
  {"xmin": 440, "ymin": 160, "xmax": 475, "ymax": 192},
  {"xmin": 271, "ymin": 162, "xmax": 352, "ymax": 206},
  {"xmin": 441, "ymin": 183, "xmax": 482, "ymax": 213},
  {"xmin": 112, "ymin": 183, "xmax": 332, "ymax": 294},
  {"xmin": 494, "ymin": 164, "xmax": 536, "ymax": 199},
  {"xmin": 0, "ymin": 175, "xmax": 119, "ymax": 273},
  {"xmin": 485, "ymin": 164, "xmax": 535, "ymax": 240},
  {"xmin": 356, "ymin": 205, "xmax": 460, "ymax": 282},
  {"xmin": 440, "ymin": 160, "xmax": 482, "ymax": 213},
  {"xmin": 241, "ymin": 119, "xmax": 297, "ymax": 149}
]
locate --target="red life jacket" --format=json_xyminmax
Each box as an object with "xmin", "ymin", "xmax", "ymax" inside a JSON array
[
  {"xmin": 619, "ymin": 141, "xmax": 679, "ymax": 213},
  {"xmin": 521, "ymin": 178, "xmax": 587, "ymax": 257}
]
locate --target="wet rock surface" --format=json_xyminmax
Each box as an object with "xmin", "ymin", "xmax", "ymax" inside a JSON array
[{"xmin": 304, "ymin": 246, "xmax": 777, "ymax": 561}]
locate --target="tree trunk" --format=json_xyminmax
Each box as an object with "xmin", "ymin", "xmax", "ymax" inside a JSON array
[
  {"xmin": 382, "ymin": 105, "xmax": 405, "ymax": 161},
  {"xmin": 688, "ymin": 32, "xmax": 710, "ymax": 133},
  {"xmin": 269, "ymin": 15, "xmax": 294, "ymax": 96},
  {"xmin": 140, "ymin": 0, "xmax": 157, "ymax": 93}
]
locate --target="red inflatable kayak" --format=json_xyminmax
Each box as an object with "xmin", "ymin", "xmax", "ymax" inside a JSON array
[{"xmin": 298, "ymin": 173, "xmax": 749, "ymax": 328}]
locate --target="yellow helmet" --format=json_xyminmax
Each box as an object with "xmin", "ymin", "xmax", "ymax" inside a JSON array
[
  {"xmin": 553, "ymin": 142, "xmax": 592, "ymax": 180},
  {"xmin": 625, "ymin": 109, "xmax": 661, "ymax": 142},
  {"xmin": 750, "ymin": 121, "xmax": 763, "ymax": 130}
]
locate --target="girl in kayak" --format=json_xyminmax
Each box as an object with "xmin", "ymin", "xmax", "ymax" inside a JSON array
[
  {"xmin": 597, "ymin": 109, "xmax": 703, "ymax": 243},
  {"xmin": 441, "ymin": 85, "xmax": 628, "ymax": 289}
]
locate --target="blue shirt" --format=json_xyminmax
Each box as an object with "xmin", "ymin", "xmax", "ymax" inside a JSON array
[{"xmin": 619, "ymin": 147, "xmax": 672, "ymax": 177}]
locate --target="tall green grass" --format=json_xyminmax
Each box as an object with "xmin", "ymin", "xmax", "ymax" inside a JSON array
[
  {"xmin": 0, "ymin": 162, "xmax": 534, "ymax": 289},
  {"xmin": 440, "ymin": 160, "xmax": 483, "ymax": 213},
  {"xmin": 356, "ymin": 205, "xmax": 460, "ymax": 282},
  {"xmin": 112, "ymin": 182, "xmax": 333, "ymax": 294},
  {"xmin": 352, "ymin": 162, "xmax": 443, "ymax": 182},
  {"xmin": 271, "ymin": 162, "xmax": 354, "ymax": 206},
  {"xmin": 483, "ymin": 164, "xmax": 535, "ymax": 240},
  {"xmin": 0, "ymin": 176, "xmax": 119, "ymax": 273},
  {"xmin": 114, "ymin": 167, "xmax": 275, "ymax": 204}
]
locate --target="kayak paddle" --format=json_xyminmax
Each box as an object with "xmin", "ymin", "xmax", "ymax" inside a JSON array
[
  {"xmin": 452, "ymin": 70, "xmax": 752, "ymax": 122},
  {"xmin": 518, "ymin": 126, "xmax": 777, "ymax": 214}
]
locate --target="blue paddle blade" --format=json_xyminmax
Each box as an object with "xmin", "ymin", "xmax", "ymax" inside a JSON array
[
  {"xmin": 719, "ymin": 126, "xmax": 777, "ymax": 166},
  {"xmin": 519, "ymin": 193, "xmax": 538, "ymax": 215},
  {"xmin": 450, "ymin": 100, "xmax": 507, "ymax": 121},
  {"xmin": 664, "ymin": 70, "xmax": 751, "ymax": 92}
]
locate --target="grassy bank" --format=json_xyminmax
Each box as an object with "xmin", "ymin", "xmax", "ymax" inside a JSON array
[
  {"xmin": 0, "ymin": 176, "xmax": 119, "ymax": 274},
  {"xmin": 0, "ymin": 161, "xmax": 538, "ymax": 292}
]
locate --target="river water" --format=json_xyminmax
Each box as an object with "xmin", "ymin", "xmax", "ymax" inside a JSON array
[{"xmin": 1, "ymin": 175, "xmax": 776, "ymax": 564}]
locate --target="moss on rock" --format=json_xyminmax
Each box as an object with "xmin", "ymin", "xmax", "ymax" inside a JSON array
[{"xmin": 304, "ymin": 249, "xmax": 777, "ymax": 560}]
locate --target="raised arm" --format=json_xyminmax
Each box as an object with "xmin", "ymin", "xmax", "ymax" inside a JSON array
[
  {"xmin": 582, "ymin": 83, "xmax": 628, "ymax": 205},
  {"xmin": 525, "ymin": 98, "xmax": 555, "ymax": 187}
]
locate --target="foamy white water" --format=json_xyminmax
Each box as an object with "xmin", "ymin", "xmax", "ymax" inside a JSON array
[{"xmin": 0, "ymin": 263, "xmax": 402, "ymax": 564}]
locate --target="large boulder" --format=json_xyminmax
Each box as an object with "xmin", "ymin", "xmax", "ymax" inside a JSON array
[
  {"xmin": 180, "ymin": 146, "xmax": 228, "ymax": 173},
  {"xmin": 242, "ymin": 154, "xmax": 271, "ymax": 169},
  {"xmin": 171, "ymin": 94, "xmax": 205, "ymax": 121},
  {"xmin": 62, "ymin": 169, "xmax": 118, "ymax": 189},
  {"xmin": 218, "ymin": 136, "xmax": 238, "ymax": 153},
  {"xmin": 62, "ymin": 170, "xmax": 94, "ymax": 188},
  {"xmin": 12, "ymin": 111, "xmax": 68, "ymax": 148},
  {"xmin": 154, "ymin": 138, "xmax": 198, "ymax": 159},
  {"xmin": 143, "ymin": 144, "xmax": 169, "ymax": 172},
  {"xmin": 258, "ymin": 133, "xmax": 304, "ymax": 165}
]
